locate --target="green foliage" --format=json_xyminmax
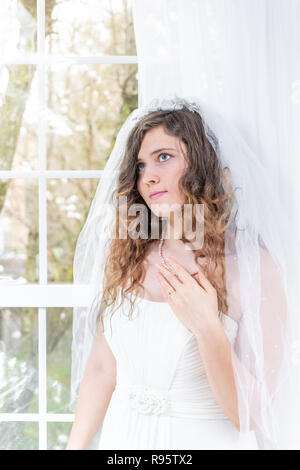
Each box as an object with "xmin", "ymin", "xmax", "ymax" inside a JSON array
[{"xmin": 1, "ymin": 0, "xmax": 138, "ymax": 449}]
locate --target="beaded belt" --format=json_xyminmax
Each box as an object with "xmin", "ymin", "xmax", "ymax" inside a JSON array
[{"xmin": 113, "ymin": 382, "xmax": 229, "ymax": 420}]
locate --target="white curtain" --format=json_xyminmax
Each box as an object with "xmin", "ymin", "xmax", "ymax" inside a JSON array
[
  {"xmin": 132, "ymin": 0, "xmax": 300, "ymax": 448},
  {"xmin": 132, "ymin": 0, "xmax": 300, "ymax": 247}
]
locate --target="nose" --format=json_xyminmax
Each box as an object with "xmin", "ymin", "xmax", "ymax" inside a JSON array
[{"xmin": 140, "ymin": 165, "xmax": 160, "ymax": 185}]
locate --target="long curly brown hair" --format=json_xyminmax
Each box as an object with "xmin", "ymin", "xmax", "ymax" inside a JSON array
[{"xmin": 95, "ymin": 107, "xmax": 238, "ymax": 334}]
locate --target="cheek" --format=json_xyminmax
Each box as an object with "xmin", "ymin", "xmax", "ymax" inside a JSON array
[
  {"xmin": 137, "ymin": 179, "xmax": 147, "ymax": 200},
  {"xmin": 171, "ymin": 167, "xmax": 185, "ymax": 191},
  {"xmin": 136, "ymin": 178, "xmax": 142, "ymax": 194}
]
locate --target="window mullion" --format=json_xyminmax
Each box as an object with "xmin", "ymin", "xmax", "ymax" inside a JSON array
[
  {"xmin": 0, "ymin": 284, "xmax": 94, "ymax": 307},
  {"xmin": 0, "ymin": 56, "xmax": 138, "ymax": 65},
  {"xmin": 37, "ymin": 0, "xmax": 47, "ymax": 451},
  {"xmin": 0, "ymin": 170, "xmax": 103, "ymax": 179}
]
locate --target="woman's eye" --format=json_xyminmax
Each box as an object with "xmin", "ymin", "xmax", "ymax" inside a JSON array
[
  {"xmin": 158, "ymin": 153, "xmax": 171, "ymax": 162},
  {"xmin": 137, "ymin": 162, "xmax": 145, "ymax": 171},
  {"xmin": 137, "ymin": 153, "xmax": 171, "ymax": 172}
]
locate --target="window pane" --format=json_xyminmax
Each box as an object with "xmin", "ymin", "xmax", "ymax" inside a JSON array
[
  {"xmin": 0, "ymin": 179, "xmax": 39, "ymax": 283},
  {"xmin": 0, "ymin": 307, "xmax": 38, "ymax": 414},
  {"xmin": 47, "ymin": 421, "xmax": 102, "ymax": 450},
  {"xmin": 46, "ymin": 0, "xmax": 136, "ymax": 56},
  {"xmin": 47, "ymin": 178, "xmax": 98, "ymax": 283},
  {"xmin": 47, "ymin": 307, "xmax": 72, "ymax": 413},
  {"xmin": 46, "ymin": 63, "xmax": 138, "ymax": 170},
  {"xmin": 0, "ymin": 1, "xmax": 37, "ymax": 56},
  {"xmin": 0, "ymin": 64, "xmax": 38, "ymax": 172},
  {"xmin": 47, "ymin": 421, "xmax": 73, "ymax": 450},
  {"xmin": 0, "ymin": 421, "xmax": 38, "ymax": 450}
]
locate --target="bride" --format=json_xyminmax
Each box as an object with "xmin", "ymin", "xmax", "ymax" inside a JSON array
[{"xmin": 66, "ymin": 95, "xmax": 299, "ymax": 450}]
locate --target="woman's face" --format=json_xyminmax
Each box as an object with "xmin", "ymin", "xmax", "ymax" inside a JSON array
[{"xmin": 136, "ymin": 125, "xmax": 188, "ymax": 218}]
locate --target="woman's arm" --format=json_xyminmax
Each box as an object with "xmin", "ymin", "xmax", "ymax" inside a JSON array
[
  {"xmin": 196, "ymin": 318, "xmax": 261, "ymax": 431},
  {"xmin": 194, "ymin": 316, "xmax": 241, "ymax": 430},
  {"xmin": 66, "ymin": 368, "xmax": 116, "ymax": 449},
  {"xmin": 193, "ymin": 246, "xmax": 287, "ymax": 432},
  {"xmin": 66, "ymin": 318, "xmax": 117, "ymax": 450}
]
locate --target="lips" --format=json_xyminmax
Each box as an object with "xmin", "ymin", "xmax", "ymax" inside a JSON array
[{"xmin": 150, "ymin": 191, "xmax": 167, "ymax": 199}]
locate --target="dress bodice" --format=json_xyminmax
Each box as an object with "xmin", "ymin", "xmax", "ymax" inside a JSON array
[{"xmin": 102, "ymin": 290, "xmax": 238, "ymax": 419}]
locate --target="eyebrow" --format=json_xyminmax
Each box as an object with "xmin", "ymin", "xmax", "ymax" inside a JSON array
[{"xmin": 137, "ymin": 147, "xmax": 176, "ymax": 161}]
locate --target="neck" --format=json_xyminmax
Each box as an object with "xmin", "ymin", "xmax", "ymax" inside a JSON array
[
  {"xmin": 160, "ymin": 236, "xmax": 185, "ymax": 252},
  {"xmin": 161, "ymin": 209, "xmax": 184, "ymax": 242},
  {"xmin": 158, "ymin": 233, "xmax": 200, "ymax": 278}
]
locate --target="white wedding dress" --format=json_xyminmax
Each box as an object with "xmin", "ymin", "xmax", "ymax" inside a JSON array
[{"xmin": 97, "ymin": 289, "xmax": 259, "ymax": 450}]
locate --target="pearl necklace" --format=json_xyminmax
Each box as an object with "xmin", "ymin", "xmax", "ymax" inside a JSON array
[
  {"xmin": 158, "ymin": 237, "xmax": 199, "ymax": 278},
  {"xmin": 158, "ymin": 237, "xmax": 176, "ymax": 274}
]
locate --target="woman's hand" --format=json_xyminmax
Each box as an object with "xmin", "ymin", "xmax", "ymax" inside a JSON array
[{"xmin": 156, "ymin": 257, "xmax": 219, "ymax": 335}]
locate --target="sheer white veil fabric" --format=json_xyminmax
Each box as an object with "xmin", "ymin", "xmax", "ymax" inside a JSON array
[
  {"xmin": 130, "ymin": 0, "xmax": 300, "ymax": 448},
  {"xmin": 69, "ymin": 94, "xmax": 300, "ymax": 450},
  {"xmin": 69, "ymin": 0, "xmax": 300, "ymax": 450},
  {"xmin": 132, "ymin": 0, "xmax": 300, "ymax": 235}
]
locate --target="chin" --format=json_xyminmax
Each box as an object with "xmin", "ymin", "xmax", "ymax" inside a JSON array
[{"xmin": 149, "ymin": 203, "xmax": 175, "ymax": 219}]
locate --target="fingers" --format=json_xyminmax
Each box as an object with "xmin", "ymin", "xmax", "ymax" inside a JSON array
[
  {"xmin": 158, "ymin": 264, "xmax": 183, "ymax": 291},
  {"xmin": 157, "ymin": 271, "xmax": 176, "ymax": 297},
  {"xmin": 197, "ymin": 269, "xmax": 215, "ymax": 295},
  {"xmin": 164, "ymin": 257, "xmax": 200, "ymax": 286},
  {"xmin": 166, "ymin": 257, "xmax": 215, "ymax": 295}
]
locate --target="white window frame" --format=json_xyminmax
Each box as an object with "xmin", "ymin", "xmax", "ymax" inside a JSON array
[{"xmin": 0, "ymin": 0, "xmax": 139, "ymax": 450}]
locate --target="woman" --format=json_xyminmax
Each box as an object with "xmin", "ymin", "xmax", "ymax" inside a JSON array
[{"xmin": 67, "ymin": 95, "xmax": 298, "ymax": 450}]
